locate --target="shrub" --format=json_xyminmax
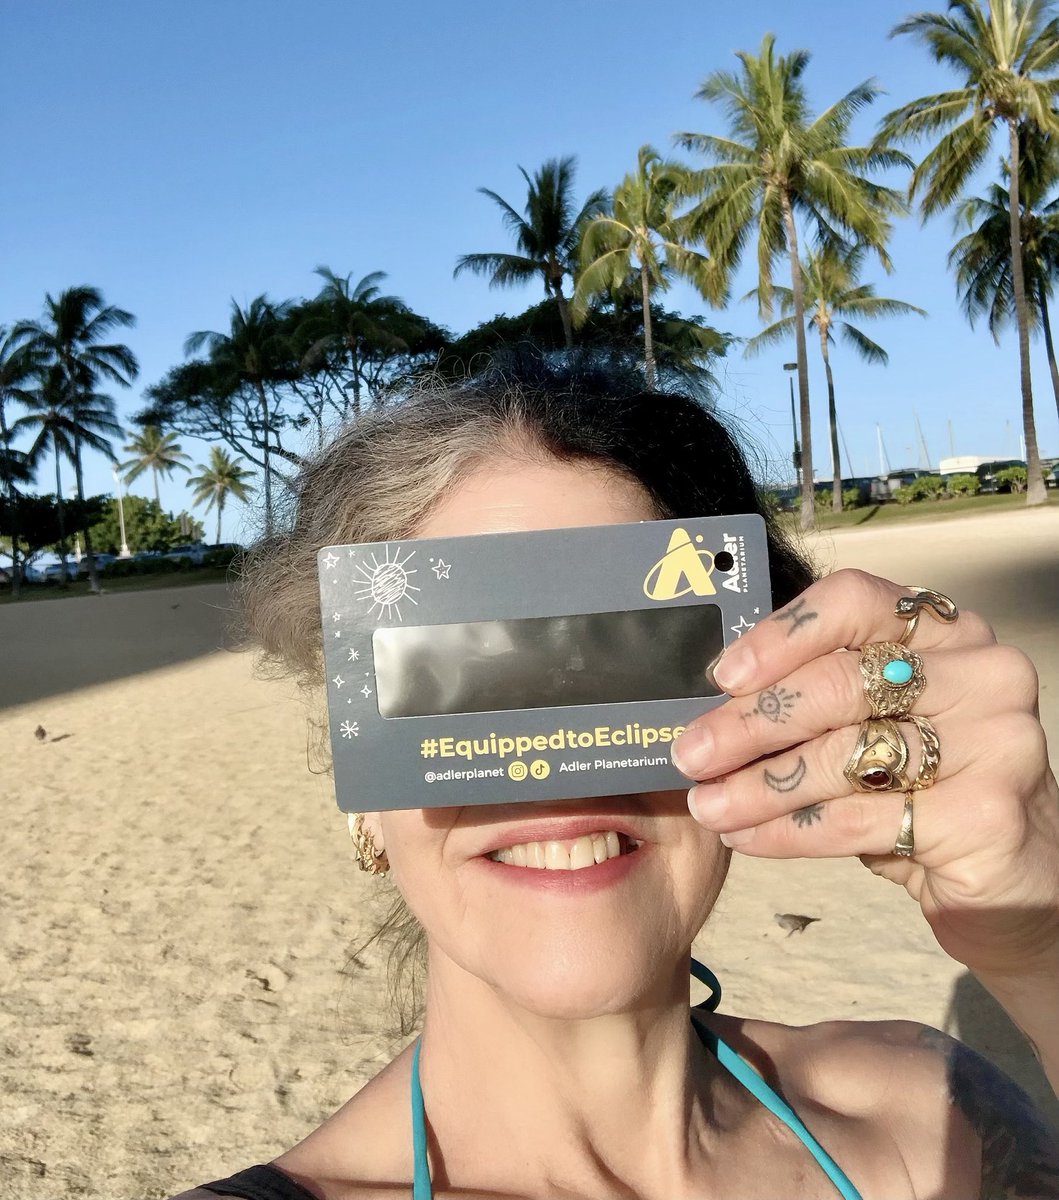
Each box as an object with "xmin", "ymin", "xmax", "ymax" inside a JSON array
[
  {"xmin": 892, "ymin": 484, "xmax": 918, "ymax": 505},
  {"xmin": 842, "ymin": 487, "xmax": 865, "ymax": 509},
  {"xmin": 946, "ymin": 473, "xmax": 980, "ymax": 496},
  {"xmin": 995, "ymin": 465, "xmax": 1028, "ymax": 493},
  {"xmin": 913, "ymin": 474, "xmax": 946, "ymax": 500}
]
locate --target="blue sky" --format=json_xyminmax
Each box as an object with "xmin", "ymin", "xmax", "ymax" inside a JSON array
[{"xmin": 4, "ymin": 0, "xmax": 1057, "ymax": 542}]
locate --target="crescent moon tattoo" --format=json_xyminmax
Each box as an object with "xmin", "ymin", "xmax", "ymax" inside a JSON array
[{"xmin": 764, "ymin": 756, "xmax": 807, "ymax": 793}]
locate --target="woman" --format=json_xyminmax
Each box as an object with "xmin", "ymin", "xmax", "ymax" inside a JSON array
[{"xmin": 176, "ymin": 356, "xmax": 1059, "ymax": 1199}]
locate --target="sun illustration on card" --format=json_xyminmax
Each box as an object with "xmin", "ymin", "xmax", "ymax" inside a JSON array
[{"xmin": 351, "ymin": 544, "xmax": 420, "ymax": 621}]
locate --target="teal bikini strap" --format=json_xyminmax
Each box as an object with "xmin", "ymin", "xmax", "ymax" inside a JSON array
[
  {"xmin": 690, "ymin": 958, "xmax": 863, "ymax": 1200},
  {"xmin": 410, "ymin": 1040, "xmax": 432, "ymax": 1200},
  {"xmin": 411, "ymin": 964, "xmax": 861, "ymax": 1200}
]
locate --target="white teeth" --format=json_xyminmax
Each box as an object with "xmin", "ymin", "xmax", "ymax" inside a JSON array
[
  {"xmin": 569, "ymin": 836, "xmax": 595, "ymax": 870},
  {"xmin": 545, "ymin": 840, "xmax": 569, "ymax": 870},
  {"xmin": 487, "ymin": 831, "xmax": 636, "ymax": 871}
]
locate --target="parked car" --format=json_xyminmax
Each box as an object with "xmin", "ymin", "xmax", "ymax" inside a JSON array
[
  {"xmin": 38, "ymin": 561, "xmax": 82, "ymax": 582},
  {"xmin": 1040, "ymin": 458, "xmax": 1059, "ymax": 489},
  {"xmin": 975, "ymin": 459, "xmax": 1026, "ymax": 493},
  {"xmin": 870, "ymin": 468, "xmax": 935, "ymax": 504},
  {"xmin": 163, "ymin": 542, "xmax": 209, "ymax": 566}
]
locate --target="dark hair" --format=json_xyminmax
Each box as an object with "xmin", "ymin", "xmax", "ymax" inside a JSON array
[{"xmin": 239, "ymin": 348, "xmax": 816, "ymax": 1031}]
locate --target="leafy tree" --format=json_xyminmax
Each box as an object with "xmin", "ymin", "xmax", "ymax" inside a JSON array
[
  {"xmin": 0, "ymin": 491, "xmax": 107, "ymax": 569},
  {"xmin": 677, "ymin": 34, "xmax": 909, "ymax": 530},
  {"xmin": 454, "ymin": 157, "xmax": 608, "ymax": 347},
  {"xmin": 744, "ymin": 245, "xmax": 926, "ymax": 510},
  {"xmin": 13, "ymin": 285, "xmax": 136, "ymax": 590},
  {"xmin": 574, "ymin": 145, "xmax": 720, "ymax": 387},
  {"xmin": 120, "ymin": 425, "xmax": 191, "ymax": 506},
  {"xmin": 187, "ymin": 447, "xmax": 254, "ymax": 544},
  {"xmin": 435, "ymin": 297, "xmax": 729, "ymax": 398},
  {"xmin": 881, "ymin": 0, "xmax": 1059, "ymax": 507},
  {"xmin": 183, "ymin": 296, "xmax": 298, "ymax": 531},
  {"xmin": 949, "ymin": 125, "xmax": 1059, "ymax": 426},
  {"xmin": 0, "ymin": 326, "xmax": 45, "ymax": 595},
  {"xmin": 87, "ymin": 493, "xmax": 183, "ymax": 555}
]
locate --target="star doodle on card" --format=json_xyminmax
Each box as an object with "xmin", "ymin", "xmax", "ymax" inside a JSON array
[
  {"xmin": 331, "ymin": 611, "xmax": 341, "ymax": 622},
  {"xmin": 730, "ymin": 615, "xmax": 755, "ymax": 638},
  {"xmin": 431, "ymin": 558, "xmax": 451, "ymax": 580},
  {"xmin": 360, "ymin": 684, "xmax": 372, "ymax": 698},
  {"xmin": 351, "ymin": 544, "xmax": 420, "ymax": 621},
  {"xmin": 332, "ymin": 674, "xmax": 345, "ymax": 689},
  {"xmin": 322, "ymin": 552, "xmax": 339, "ymax": 570},
  {"xmin": 340, "ymin": 720, "xmax": 359, "ymax": 739}
]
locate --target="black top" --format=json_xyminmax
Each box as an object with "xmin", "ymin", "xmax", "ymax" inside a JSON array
[{"xmin": 200, "ymin": 1164, "xmax": 318, "ymax": 1200}]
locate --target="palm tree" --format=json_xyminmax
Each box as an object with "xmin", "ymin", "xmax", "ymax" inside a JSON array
[
  {"xmin": 301, "ymin": 267, "xmax": 421, "ymax": 415},
  {"xmin": 677, "ymin": 35, "xmax": 910, "ymax": 530},
  {"xmin": 185, "ymin": 296, "xmax": 293, "ymax": 531},
  {"xmin": 14, "ymin": 286, "xmax": 136, "ymax": 591},
  {"xmin": 573, "ymin": 146, "xmax": 720, "ymax": 388},
  {"xmin": 187, "ymin": 447, "xmax": 254, "ymax": 544},
  {"xmin": 13, "ymin": 371, "xmax": 122, "ymax": 587},
  {"xmin": 881, "ymin": 0, "xmax": 1059, "ymax": 507},
  {"xmin": 949, "ymin": 127, "xmax": 1059, "ymax": 428},
  {"xmin": 0, "ymin": 326, "xmax": 45, "ymax": 596},
  {"xmin": 745, "ymin": 245, "xmax": 927, "ymax": 510},
  {"xmin": 120, "ymin": 425, "xmax": 192, "ymax": 506},
  {"xmin": 454, "ymin": 157, "xmax": 608, "ymax": 347}
]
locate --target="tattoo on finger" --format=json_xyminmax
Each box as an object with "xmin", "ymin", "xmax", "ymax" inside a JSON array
[
  {"xmin": 764, "ymin": 756, "xmax": 807, "ymax": 792},
  {"xmin": 775, "ymin": 599, "xmax": 819, "ymax": 636},
  {"xmin": 752, "ymin": 686, "xmax": 801, "ymax": 724},
  {"xmin": 791, "ymin": 803, "xmax": 824, "ymax": 828}
]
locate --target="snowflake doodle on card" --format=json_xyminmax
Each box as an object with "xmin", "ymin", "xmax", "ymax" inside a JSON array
[
  {"xmin": 340, "ymin": 720, "xmax": 359, "ymax": 739},
  {"xmin": 350, "ymin": 544, "xmax": 420, "ymax": 622}
]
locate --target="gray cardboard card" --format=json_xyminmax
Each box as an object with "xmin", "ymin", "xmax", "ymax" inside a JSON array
[{"xmin": 318, "ymin": 514, "xmax": 772, "ymax": 812}]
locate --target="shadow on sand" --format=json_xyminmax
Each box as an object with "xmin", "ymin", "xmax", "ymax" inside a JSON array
[
  {"xmin": 943, "ymin": 971, "xmax": 1059, "ymax": 1131},
  {"xmin": 0, "ymin": 582, "xmax": 240, "ymax": 710}
]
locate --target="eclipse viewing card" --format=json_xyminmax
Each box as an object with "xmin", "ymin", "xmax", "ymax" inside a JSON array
[{"xmin": 318, "ymin": 515, "xmax": 772, "ymax": 812}]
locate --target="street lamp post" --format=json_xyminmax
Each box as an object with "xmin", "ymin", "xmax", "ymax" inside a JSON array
[
  {"xmin": 113, "ymin": 465, "xmax": 131, "ymax": 557},
  {"xmin": 783, "ymin": 362, "xmax": 801, "ymax": 482}
]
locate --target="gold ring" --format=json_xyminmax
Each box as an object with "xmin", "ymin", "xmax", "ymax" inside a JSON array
[
  {"xmin": 893, "ymin": 793, "xmax": 915, "ymax": 857},
  {"xmin": 859, "ymin": 642, "xmax": 926, "ymax": 718},
  {"xmin": 906, "ymin": 714, "xmax": 941, "ymax": 791},
  {"xmin": 844, "ymin": 718, "xmax": 911, "ymax": 791},
  {"xmin": 895, "ymin": 588, "xmax": 959, "ymax": 647}
]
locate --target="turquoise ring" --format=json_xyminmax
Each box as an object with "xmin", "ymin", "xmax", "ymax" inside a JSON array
[{"xmin": 859, "ymin": 641, "xmax": 926, "ymax": 719}]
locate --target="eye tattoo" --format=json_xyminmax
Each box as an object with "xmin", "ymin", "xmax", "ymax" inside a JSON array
[
  {"xmin": 775, "ymin": 599, "xmax": 819, "ymax": 636},
  {"xmin": 764, "ymin": 756, "xmax": 807, "ymax": 792},
  {"xmin": 752, "ymin": 686, "xmax": 801, "ymax": 723},
  {"xmin": 791, "ymin": 803, "xmax": 824, "ymax": 828}
]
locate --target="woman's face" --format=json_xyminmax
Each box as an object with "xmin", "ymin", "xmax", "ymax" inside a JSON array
[{"xmin": 373, "ymin": 456, "xmax": 728, "ymax": 1018}]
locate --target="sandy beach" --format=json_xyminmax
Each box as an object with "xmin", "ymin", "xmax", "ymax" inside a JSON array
[{"xmin": 2, "ymin": 506, "xmax": 1057, "ymax": 1199}]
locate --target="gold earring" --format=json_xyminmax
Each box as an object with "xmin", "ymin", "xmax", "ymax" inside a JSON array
[{"xmin": 348, "ymin": 813, "xmax": 389, "ymax": 875}]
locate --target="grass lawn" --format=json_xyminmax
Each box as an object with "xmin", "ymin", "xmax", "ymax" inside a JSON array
[
  {"xmin": 780, "ymin": 490, "xmax": 1057, "ymax": 533},
  {"xmin": 0, "ymin": 565, "xmax": 234, "ymax": 604}
]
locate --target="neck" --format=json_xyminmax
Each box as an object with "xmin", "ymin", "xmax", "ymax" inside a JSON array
[{"xmin": 416, "ymin": 951, "xmax": 730, "ymax": 1199}]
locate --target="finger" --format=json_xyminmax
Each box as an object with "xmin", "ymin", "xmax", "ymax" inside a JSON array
[
  {"xmin": 709, "ymin": 569, "xmax": 995, "ymax": 698},
  {"xmin": 687, "ymin": 716, "xmax": 965, "ymax": 834},
  {"xmin": 673, "ymin": 643, "xmax": 1036, "ymax": 783}
]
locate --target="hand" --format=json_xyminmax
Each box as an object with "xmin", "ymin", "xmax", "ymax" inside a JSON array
[{"xmin": 672, "ymin": 569, "xmax": 1059, "ymax": 982}]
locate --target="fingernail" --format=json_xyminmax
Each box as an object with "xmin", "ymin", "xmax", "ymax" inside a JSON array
[
  {"xmin": 688, "ymin": 782, "xmax": 728, "ymax": 825},
  {"xmin": 719, "ymin": 828, "xmax": 753, "ymax": 848},
  {"xmin": 704, "ymin": 649, "xmax": 726, "ymax": 690},
  {"xmin": 713, "ymin": 645, "xmax": 756, "ymax": 693},
  {"xmin": 672, "ymin": 728, "xmax": 713, "ymax": 778}
]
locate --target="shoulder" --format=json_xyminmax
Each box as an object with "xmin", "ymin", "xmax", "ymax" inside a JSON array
[{"xmin": 710, "ymin": 1012, "xmax": 1059, "ymax": 1196}]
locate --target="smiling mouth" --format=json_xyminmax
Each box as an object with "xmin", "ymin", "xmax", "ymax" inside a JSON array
[{"xmin": 486, "ymin": 832, "xmax": 642, "ymax": 871}]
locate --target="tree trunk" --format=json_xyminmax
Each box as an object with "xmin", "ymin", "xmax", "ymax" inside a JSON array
[
  {"xmin": 1037, "ymin": 278, "xmax": 1059, "ymax": 431},
  {"xmin": 349, "ymin": 340, "xmax": 362, "ymax": 416},
  {"xmin": 0, "ymin": 403, "xmax": 21, "ymax": 599},
  {"xmin": 73, "ymin": 431, "xmax": 101, "ymax": 595},
  {"xmin": 255, "ymin": 380, "xmax": 273, "ymax": 532},
  {"xmin": 640, "ymin": 264, "xmax": 656, "ymax": 390},
  {"xmin": 216, "ymin": 496, "xmax": 224, "ymax": 545},
  {"xmin": 781, "ymin": 193, "xmax": 815, "ymax": 532},
  {"xmin": 1008, "ymin": 120, "xmax": 1047, "ymax": 507},
  {"xmin": 153, "ymin": 467, "xmax": 160, "ymax": 508},
  {"xmin": 553, "ymin": 278, "xmax": 574, "ymax": 349},
  {"xmin": 819, "ymin": 323, "xmax": 842, "ymax": 513},
  {"xmin": 53, "ymin": 431, "xmax": 68, "ymax": 590}
]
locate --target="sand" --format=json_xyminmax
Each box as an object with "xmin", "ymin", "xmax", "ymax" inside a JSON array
[{"xmin": 1, "ymin": 506, "xmax": 1057, "ymax": 1199}]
